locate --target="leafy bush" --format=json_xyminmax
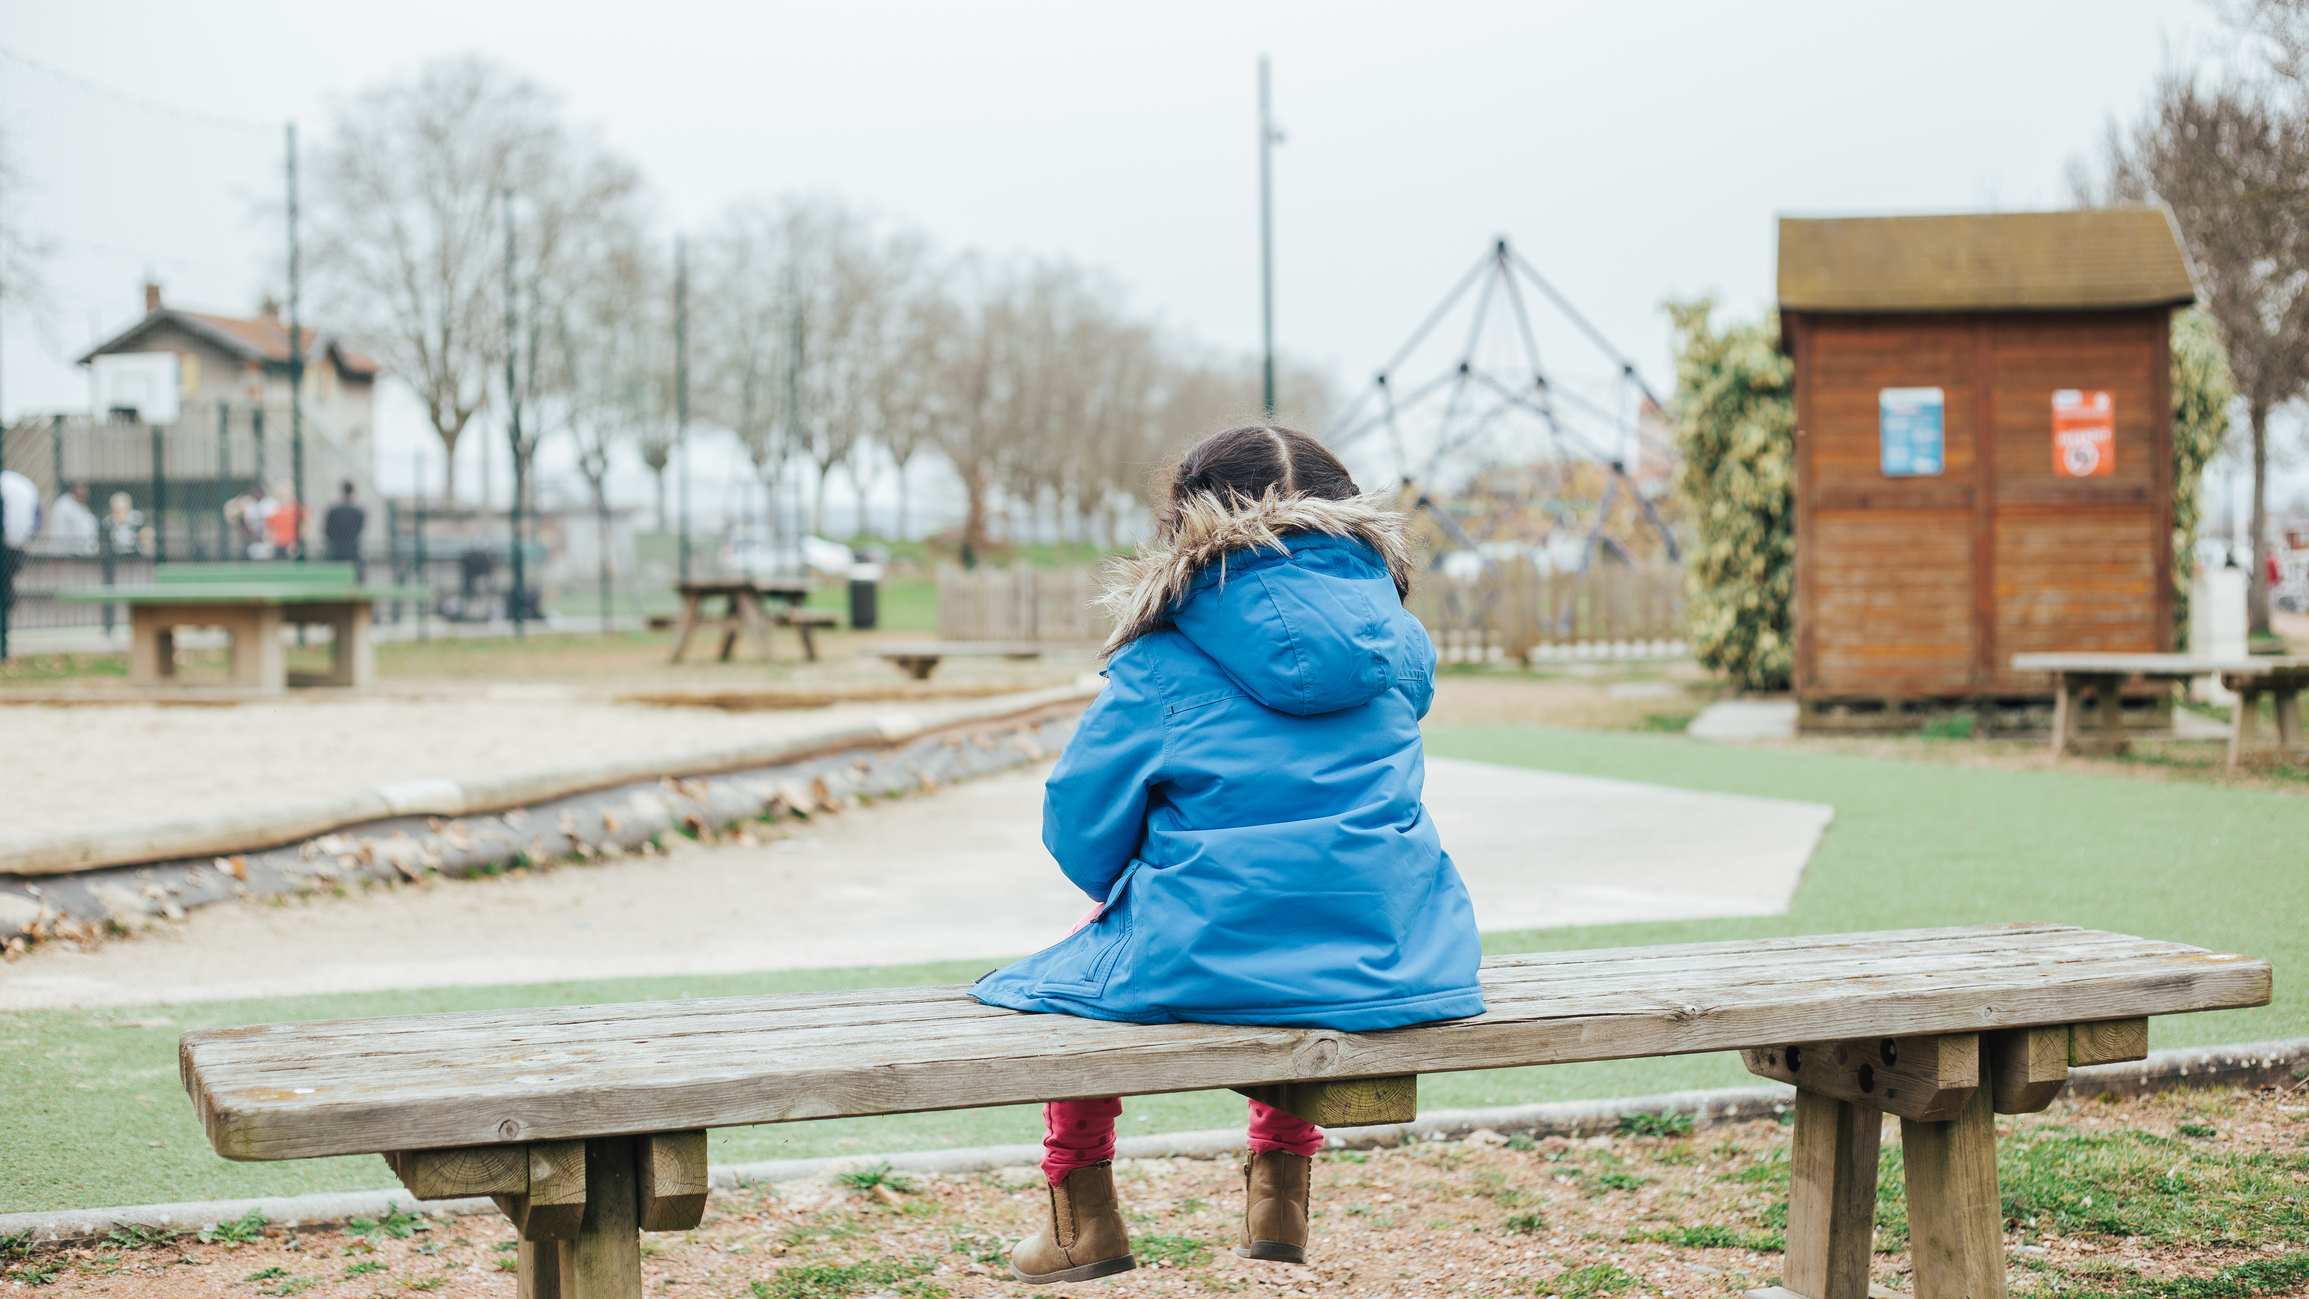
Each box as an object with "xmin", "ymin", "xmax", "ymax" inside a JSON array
[
  {"xmin": 1668, "ymin": 299, "xmax": 1796, "ymax": 690},
  {"xmin": 2171, "ymin": 306, "xmax": 2236, "ymax": 647}
]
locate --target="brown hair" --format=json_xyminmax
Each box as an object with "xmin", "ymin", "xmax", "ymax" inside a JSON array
[{"xmin": 1158, "ymin": 425, "xmax": 1359, "ymax": 538}]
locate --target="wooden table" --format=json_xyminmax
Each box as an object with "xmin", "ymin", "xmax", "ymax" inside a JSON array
[
  {"xmin": 181, "ymin": 924, "xmax": 2267, "ymax": 1299},
  {"xmin": 666, "ymin": 580, "xmax": 817, "ymax": 663},
  {"xmin": 55, "ymin": 562, "xmax": 427, "ymax": 691},
  {"xmin": 2011, "ymin": 652, "xmax": 2309, "ymax": 768},
  {"xmin": 874, "ymin": 640, "xmax": 1044, "ymax": 679}
]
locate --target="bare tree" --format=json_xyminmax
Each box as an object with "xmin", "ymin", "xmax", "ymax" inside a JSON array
[
  {"xmin": 548, "ymin": 217, "xmax": 669, "ymax": 626},
  {"xmin": 310, "ymin": 57, "xmax": 562, "ymax": 500},
  {"xmin": 0, "ymin": 126, "xmax": 53, "ymax": 341},
  {"xmin": 2094, "ymin": 70, "xmax": 2309, "ymax": 637},
  {"xmin": 695, "ymin": 201, "xmax": 798, "ymax": 535}
]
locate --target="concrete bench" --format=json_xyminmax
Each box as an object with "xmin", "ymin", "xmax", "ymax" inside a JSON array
[
  {"xmin": 56, "ymin": 562, "xmax": 428, "ymax": 691},
  {"xmin": 875, "ymin": 641, "xmax": 1044, "ymax": 679},
  {"xmin": 179, "ymin": 923, "xmax": 2265, "ymax": 1299},
  {"xmin": 2011, "ymin": 652, "xmax": 2309, "ymax": 768}
]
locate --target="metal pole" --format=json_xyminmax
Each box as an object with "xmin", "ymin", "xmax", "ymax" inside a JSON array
[
  {"xmin": 150, "ymin": 422, "xmax": 167, "ymax": 562},
  {"xmin": 286, "ymin": 121, "xmax": 307, "ymax": 564},
  {"xmin": 503, "ymin": 187, "xmax": 526, "ymax": 636},
  {"xmin": 217, "ymin": 403, "xmax": 231, "ymax": 560},
  {"xmin": 676, "ymin": 234, "xmax": 691, "ymax": 583},
  {"xmin": 414, "ymin": 449, "xmax": 429, "ymax": 642},
  {"xmin": 1258, "ymin": 55, "xmax": 1278, "ymax": 420}
]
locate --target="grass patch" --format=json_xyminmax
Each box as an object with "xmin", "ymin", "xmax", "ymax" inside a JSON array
[
  {"xmin": 1556, "ymin": 1261, "xmax": 1640, "ymax": 1298},
  {"xmin": 1627, "ymin": 1223, "xmax": 1785, "ymax": 1251},
  {"xmin": 749, "ymin": 1256, "xmax": 935, "ymax": 1299},
  {"xmin": 1997, "ymin": 1127, "xmax": 2309, "ymax": 1245},
  {"xmin": 1134, "ymin": 1232, "xmax": 1213, "ymax": 1266},
  {"xmin": 2067, "ymin": 1252, "xmax": 2309, "ymax": 1299},
  {"xmin": 1620, "ymin": 1110, "xmax": 1696, "ymax": 1138}
]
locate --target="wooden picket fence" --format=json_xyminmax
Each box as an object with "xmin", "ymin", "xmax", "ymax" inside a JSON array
[
  {"xmin": 937, "ymin": 565, "xmax": 1111, "ymax": 644},
  {"xmin": 937, "ymin": 558, "xmax": 1686, "ymax": 661},
  {"xmin": 1409, "ymin": 560, "xmax": 1688, "ymax": 662}
]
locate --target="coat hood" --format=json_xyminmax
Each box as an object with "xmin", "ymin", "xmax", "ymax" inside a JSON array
[{"xmin": 1098, "ymin": 491, "xmax": 1418, "ymax": 716}]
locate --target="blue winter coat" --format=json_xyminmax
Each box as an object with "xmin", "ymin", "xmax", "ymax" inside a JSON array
[{"xmin": 971, "ymin": 501, "xmax": 1486, "ymax": 1032}]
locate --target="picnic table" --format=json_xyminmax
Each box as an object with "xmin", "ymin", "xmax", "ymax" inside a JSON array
[
  {"xmin": 180, "ymin": 923, "xmax": 2268, "ymax": 1299},
  {"xmin": 875, "ymin": 640, "xmax": 1044, "ymax": 679},
  {"xmin": 2010, "ymin": 652, "xmax": 2309, "ymax": 768},
  {"xmin": 666, "ymin": 580, "xmax": 833, "ymax": 663},
  {"xmin": 55, "ymin": 562, "xmax": 428, "ymax": 691}
]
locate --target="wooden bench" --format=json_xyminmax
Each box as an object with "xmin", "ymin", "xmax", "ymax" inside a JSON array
[
  {"xmin": 667, "ymin": 581, "xmax": 819, "ymax": 664},
  {"xmin": 2011, "ymin": 652, "xmax": 2309, "ymax": 768},
  {"xmin": 875, "ymin": 640, "xmax": 1044, "ymax": 679},
  {"xmin": 55, "ymin": 562, "xmax": 428, "ymax": 691},
  {"xmin": 179, "ymin": 924, "xmax": 2265, "ymax": 1299}
]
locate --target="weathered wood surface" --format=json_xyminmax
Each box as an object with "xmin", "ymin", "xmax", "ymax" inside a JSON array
[
  {"xmin": 180, "ymin": 924, "xmax": 2270, "ymax": 1162},
  {"xmin": 1740, "ymin": 1033, "xmax": 1978, "ymax": 1121},
  {"xmin": 1902, "ymin": 1085, "xmax": 2010, "ymax": 1299},
  {"xmin": 635, "ymin": 1131, "xmax": 709, "ymax": 1232},
  {"xmin": 2013, "ymin": 652, "xmax": 2309, "ymax": 678},
  {"xmin": 1781, "ymin": 1089, "xmax": 1883, "ymax": 1299},
  {"xmin": 1985, "ymin": 1026, "xmax": 2071, "ymax": 1114},
  {"xmin": 2069, "ymin": 1017, "xmax": 2149, "ymax": 1066},
  {"xmin": 1236, "ymin": 1075, "xmax": 1417, "ymax": 1127}
]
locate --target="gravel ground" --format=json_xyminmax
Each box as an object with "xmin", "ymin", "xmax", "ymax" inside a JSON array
[{"xmin": 12, "ymin": 1086, "xmax": 2304, "ymax": 1298}]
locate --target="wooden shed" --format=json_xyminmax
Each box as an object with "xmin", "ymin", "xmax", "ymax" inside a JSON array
[{"xmin": 1778, "ymin": 209, "xmax": 2198, "ymax": 729}]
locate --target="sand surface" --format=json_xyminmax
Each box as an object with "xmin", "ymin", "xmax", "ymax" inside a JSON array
[{"xmin": 0, "ymin": 692, "xmax": 891, "ymax": 841}]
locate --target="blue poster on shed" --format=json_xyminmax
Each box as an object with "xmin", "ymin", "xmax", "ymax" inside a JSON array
[{"xmin": 1879, "ymin": 387, "xmax": 1946, "ymax": 477}]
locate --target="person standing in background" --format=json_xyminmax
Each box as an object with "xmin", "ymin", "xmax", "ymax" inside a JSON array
[
  {"xmin": 263, "ymin": 480, "xmax": 302, "ymax": 561},
  {"xmin": 323, "ymin": 481, "xmax": 366, "ymax": 581},
  {"xmin": 46, "ymin": 484, "xmax": 98, "ymax": 556}
]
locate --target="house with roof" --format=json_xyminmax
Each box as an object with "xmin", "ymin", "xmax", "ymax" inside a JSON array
[{"xmin": 77, "ymin": 282, "xmax": 380, "ymax": 461}]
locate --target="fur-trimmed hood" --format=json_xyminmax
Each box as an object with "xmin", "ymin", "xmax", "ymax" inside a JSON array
[{"xmin": 1098, "ymin": 490, "xmax": 1415, "ymax": 656}]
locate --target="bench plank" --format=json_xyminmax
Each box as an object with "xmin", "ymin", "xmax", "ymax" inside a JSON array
[
  {"xmin": 1739, "ymin": 1033, "xmax": 1977, "ymax": 1121},
  {"xmin": 181, "ymin": 925, "xmax": 2269, "ymax": 1162}
]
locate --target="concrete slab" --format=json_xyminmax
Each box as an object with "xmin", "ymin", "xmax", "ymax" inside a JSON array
[
  {"xmin": 0, "ymin": 757, "xmax": 1832, "ymax": 1010},
  {"xmin": 1687, "ymin": 699, "xmax": 1799, "ymax": 741},
  {"xmin": 1423, "ymin": 757, "xmax": 1831, "ymax": 931}
]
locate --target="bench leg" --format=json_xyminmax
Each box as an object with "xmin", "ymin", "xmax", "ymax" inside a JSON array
[
  {"xmin": 2276, "ymin": 686, "xmax": 2303, "ymax": 761},
  {"xmin": 1900, "ymin": 1083, "xmax": 2007, "ymax": 1299},
  {"xmin": 2228, "ymin": 684, "xmax": 2260, "ymax": 772},
  {"xmin": 562, "ymin": 1136, "xmax": 642, "ymax": 1298},
  {"xmin": 518, "ymin": 1238, "xmax": 564, "ymax": 1299},
  {"xmin": 128, "ymin": 608, "xmax": 168, "ymax": 685},
  {"xmin": 2048, "ymin": 673, "xmax": 2074, "ymax": 756},
  {"xmin": 1764, "ymin": 1088, "xmax": 1882, "ymax": 1299},
  {"xmin": 745, "ymin": 595, "xmax": 776, "ymax": 662},
  {"xmin": 668, "ymin": 594, "xmax": 702, "ymax": 663}
]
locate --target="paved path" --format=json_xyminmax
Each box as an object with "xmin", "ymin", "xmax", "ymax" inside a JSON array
[{"xmin": 0, "ymin": 759, "xmax": 1831, "ymax": 1010}]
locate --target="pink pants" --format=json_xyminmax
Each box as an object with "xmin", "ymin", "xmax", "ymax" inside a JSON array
[{"xmin": 1042, "ymin": 1097, "xmax": 1324, "ymax": 1185}]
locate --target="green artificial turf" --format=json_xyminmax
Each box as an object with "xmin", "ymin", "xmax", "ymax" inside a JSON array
[{"xmin": 3, "ymin": 726, "xmax": 2301, "ymax": 1213}]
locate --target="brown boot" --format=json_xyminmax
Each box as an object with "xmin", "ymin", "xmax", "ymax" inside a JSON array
[
  {"xmin": 1236, "ymin": 1150, "xmax": 1312, "ymax": 1263},
  {"xmin": 1009, "ymin": 1162, "xmax": 1137, "ymax": 1284}
]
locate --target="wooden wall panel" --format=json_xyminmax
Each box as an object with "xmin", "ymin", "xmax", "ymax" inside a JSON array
[
  {"xmin": 1793, "ymin": 307, "xmax": 2176, "ymax": 705},
  {"xmin": 1808, "ymin": 508, "xmax": 1976, "ymax": 693},
  {"xmin": 1991, "ymin": 504, "xmax": 2162, "ymax": 683}
]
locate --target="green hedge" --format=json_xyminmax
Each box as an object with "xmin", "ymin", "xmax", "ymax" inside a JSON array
[{"xmin": 1670, "ymin": 303, "xmax": 2237, "ymax": 685}]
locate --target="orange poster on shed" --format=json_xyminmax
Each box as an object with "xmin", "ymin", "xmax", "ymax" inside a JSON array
[{"xmin": 2052, "ymin": 389, "xmax": 2114, "ymax": 477}]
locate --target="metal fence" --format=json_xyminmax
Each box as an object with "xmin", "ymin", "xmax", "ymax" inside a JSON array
[{"xmin": 4, "ymin": 404, "xmax": 371, "ymax": 565}]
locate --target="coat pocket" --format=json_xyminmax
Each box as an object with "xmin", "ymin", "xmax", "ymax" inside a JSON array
[{"xmin": 1031, "ymin": 861, "xmax": 1141, "ymax": 998}]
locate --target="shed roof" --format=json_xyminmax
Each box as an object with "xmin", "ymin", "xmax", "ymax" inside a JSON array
[
  {"xmin": 1777, "ymin": 208, "xmax": 2197, "ymax": 314},
  {"xmin": 77, "ymin": 307, "xmax": 379, "ymax": 377}
]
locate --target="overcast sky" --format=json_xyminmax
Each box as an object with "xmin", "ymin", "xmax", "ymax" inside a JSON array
[{"xmin": 1, "ymin": 0, "xmax": 2269, "ymax": 527}]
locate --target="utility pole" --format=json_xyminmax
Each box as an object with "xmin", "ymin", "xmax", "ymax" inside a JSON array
[
  {"xmin": 503, "ymin": 188, "xmax": 526, "ymax": 637},
  {"xmin": 675, "ymin": 234, "xmax": 691, "ymax": 583},
  {"xmin": 286, "ymin": 121, "xmax": 307, "ymax": 563},
  {"xmin": 1258, "ymin": 55, "xmax": 1281, "ymax": 420}
]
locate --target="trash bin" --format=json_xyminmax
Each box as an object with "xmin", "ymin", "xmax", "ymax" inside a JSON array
[{"xmin": 848, "ymin": 560, "xmax": 883, "ymax": 630}]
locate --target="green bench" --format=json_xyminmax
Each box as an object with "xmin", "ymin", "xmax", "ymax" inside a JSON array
[
  {"xmin": 178, "ymin": 924, "xmax": 2269, "ymax": 1299},
  {"xmin": 58, "ymin": 562, "xmax": 429, "ymax": 690}
]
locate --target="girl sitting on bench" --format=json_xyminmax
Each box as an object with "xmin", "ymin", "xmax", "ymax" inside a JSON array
[{"xmin": 973, "ymin": 424, "xmax": 1484, "ymax": 1282}]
